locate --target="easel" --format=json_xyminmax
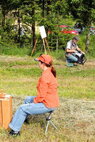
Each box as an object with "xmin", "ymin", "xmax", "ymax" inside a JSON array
[
  {"xmin": 31, "ymin": 37, "xmax": 50, "ymax": 55},
  {"xmin": 31, "ymin": 39, "xmax": 37, "ymax": 55},
  {"xmin": 42, "ymin": 38, "xmax": 50, "ymax": 54},
  {"xmin": 31, "ymin": 26, "xmax": 50, "ymax": 55}
]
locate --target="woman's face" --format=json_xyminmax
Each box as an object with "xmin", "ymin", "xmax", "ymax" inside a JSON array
[{"xmin": 39, "ymin": 62, "xmax": 44, "ymax": 70}]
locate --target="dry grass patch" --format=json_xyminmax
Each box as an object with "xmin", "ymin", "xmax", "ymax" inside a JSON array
[
  {"xmin": 2, "ymin": 96, "xmax": 95, "ymax": 142},
  {"xmin": 0, "ymin": 55, "xmax": 95, "ymax": 141}
]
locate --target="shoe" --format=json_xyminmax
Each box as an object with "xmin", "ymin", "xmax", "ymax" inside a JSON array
[
  {"xmin": 66, "ymin": 63, "xmax": 74, "ymax": 67},
  {"xmin": 9, "ymin": 130, "xmax": 20, "ymax": 136},
  {"xmin": 74, "ymin": 63, "xmax": 78, "ymax": 66}
]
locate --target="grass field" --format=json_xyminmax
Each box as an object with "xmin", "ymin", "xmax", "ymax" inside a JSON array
[{"xmin": 0, "ymin": 55, "xmax": 95, "ymax": 142}]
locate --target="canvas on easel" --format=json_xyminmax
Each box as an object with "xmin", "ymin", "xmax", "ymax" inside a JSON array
[
  {"xmin": 31, "ymin": 26, "xmax": 50, "ymax": 55},
  {"xmin": 39, "ymin": 26, "xmax": 50, "ymax": 54}
]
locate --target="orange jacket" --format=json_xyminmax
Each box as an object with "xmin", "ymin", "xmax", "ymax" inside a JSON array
[{"xmin": 34, "ymin": 68, "xmax": 59, "ymax": 108}]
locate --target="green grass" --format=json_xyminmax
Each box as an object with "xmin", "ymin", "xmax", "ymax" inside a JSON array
[
  {"xmin": 0, "ymin": 55, "xmax": 95, "ymax": 98},
  {"xmin": 0, "ymin": 55, "xmax": 95, "ymax": 142}
]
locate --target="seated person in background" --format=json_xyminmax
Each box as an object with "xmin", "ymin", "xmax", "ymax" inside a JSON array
[
  {"xmin": 9, "ymin": 54, "xmax": 59, "ymax": 136},
  {"xmin": 65, "ymin": 36, "xmax": 85, "ymax": 66}
]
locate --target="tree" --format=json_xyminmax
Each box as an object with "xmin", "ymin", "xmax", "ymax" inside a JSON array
[
  {"xmin": 0, "ymin": 0, "xmax": 21, "ymax": 27},
  {"xmin": 0, "ymin": 0, "xmax": 22, "ymax": 43},
  {"xmin": 20, "ymin": 0, "xmax": 41, "ymax": 54},
  {"xmin": 66, "ymin": 0, "xmax": 95, "ymax": 51}
]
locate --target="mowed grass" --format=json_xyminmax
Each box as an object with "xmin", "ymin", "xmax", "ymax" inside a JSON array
[
  {"xmin": 0, "ymin": 55, "xmax": 94, "ymax": 99},
  {"xmin": 0, "ymin": 55, "xmax": 95, "ymax": 142}
]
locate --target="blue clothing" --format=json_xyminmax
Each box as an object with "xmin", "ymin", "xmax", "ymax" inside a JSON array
[
  {"xmin": 66, "ymin": 54, "xmax": 78, "ymax": 63},
  {"xmin": 9, "ymin": 96, "xmax": 55, "ymax": 132},
  {"xmin": 66, "ymin": 40, "xmax": 78, "ymax": 64}
]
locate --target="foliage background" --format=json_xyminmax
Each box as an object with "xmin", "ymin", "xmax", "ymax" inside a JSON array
[{"xmin": 0, "ymin": 0, "xmax": 95, "ymax": 142}]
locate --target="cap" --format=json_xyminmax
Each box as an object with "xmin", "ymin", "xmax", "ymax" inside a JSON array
[
  {"xmin": 35, "ymin": 54, "xmax": 52, "ymax": 65},
  {"xmin": 73, "ymin": 36, "xmax": 79, "ymax": 41}
]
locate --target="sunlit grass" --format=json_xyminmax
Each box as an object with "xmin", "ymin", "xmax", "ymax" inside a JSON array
[
  {"xmin": 59, "ymin": 76, "xmax": 95, "ymax": 98},
  {"xmin": 0, "ymin": 56, "xmax": 95, "ymax": 99},
  {"xmin": 0, "ymin": 55, "xmax": 95, "ymax": 142}
]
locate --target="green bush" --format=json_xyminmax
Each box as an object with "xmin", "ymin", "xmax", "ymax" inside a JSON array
[{"xmin": 0, "ymin": 42, "xmax": 30, "ymax": 56}]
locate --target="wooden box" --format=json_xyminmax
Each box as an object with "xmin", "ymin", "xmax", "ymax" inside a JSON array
[{"xmin": 0, "ymin": 93, "xmax": 12, "ymax": 129}]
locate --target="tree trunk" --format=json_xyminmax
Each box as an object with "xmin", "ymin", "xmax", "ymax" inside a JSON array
[
  {"xmin": 32, "ymin": 23, "xmax": 36, "ymax": 49},
  {"xmin": 42, "ymin": 0, "xmax": 45, "ymax": 18},
  {"xmin": 85, "ymin": 30, "xmax": 90, "ymax": 52},
  {"xmin": 46, "ymin": 0, "xmax": 51, "ymax": 34},
  {"xmin": 1, "ymin": 8, "xmax": 6, "ymax": 40},
  {"xmin": 18, "ymin": 10, "xmax": 21, "ymax": 45},
  {"xmin": 56, "ymin": 36, "xmax": 59, "ymax": 52},
  {"xmin": 29, "ymin": 3, "xmax": 36, "ymax": 56},
  {"xmin": 47, "ymin": 0, "xmax": 51, "ymax": 15},
  {"xmin": 29, "ymin": 23, "xmax": 36, "ymax": 56},
  {"xmin": 2, "ymin": 9, "xmax": 6, "ymax": 28}
]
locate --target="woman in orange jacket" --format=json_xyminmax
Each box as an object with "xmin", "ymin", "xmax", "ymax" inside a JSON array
[{"xmin": 9, "ymin": 54, "xmax": 59, "ymax": 136}]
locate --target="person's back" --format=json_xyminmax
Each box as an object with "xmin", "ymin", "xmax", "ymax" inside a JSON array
[{"xmin": 34, "ymin": 68, "xmax": 59, "ymax": 108}]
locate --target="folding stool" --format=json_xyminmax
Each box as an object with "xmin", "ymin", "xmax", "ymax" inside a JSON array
[
  {"xmin": 25, "ymin": 110, "xmax": 57, "ymax": 134},
  {"xmin": 44, "ymin": 111, "xmax": 57, "ymax": 135}
]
